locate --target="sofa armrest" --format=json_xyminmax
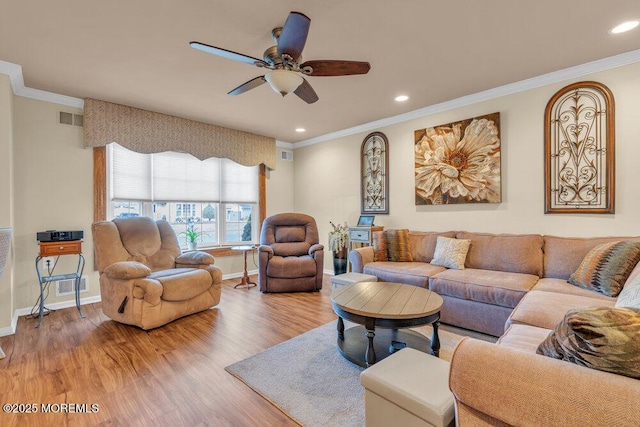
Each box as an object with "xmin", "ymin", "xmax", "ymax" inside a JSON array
[
  {"xmin": 258, "ymin": 245, "xmax": 273, "ymax": 257},
  {"xmin": 103, "ymin": 261, "xmax": 151, "ymax": 280},
  {"xmin": 349, "ymin": 246, "xmax": 374, "ymax": 273},
  {"xmin": 449, "ymin": 338, "xmax": 640, "ymax": 426},
  {"xmin": 175, "ymin": 251, "xmax": 215, "ymax": 267},
  {"xmin": 309, "ymin": 243, "xmax": 324, "ymax": 255},
  {"xmin": 132, "ymin": 278, "xmax": 163, "ymax": 306}
]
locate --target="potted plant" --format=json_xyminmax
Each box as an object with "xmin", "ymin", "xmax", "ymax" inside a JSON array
[
  {"xmin": 328, "ymin": 221, "xmax": 349, "ymax": 275},
  {"xmin": 180, "ymin": 222, "xmax": 204, "ymax": 251}
]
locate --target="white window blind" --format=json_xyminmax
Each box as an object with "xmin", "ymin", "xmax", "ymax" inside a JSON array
[
  {"xmin": 221, "ymin": 158, "xmax": 259, "ymax": 203},
  {"xmin": 112, "ymin": 144, "xmax": 152, "ymax": 200},
  {"xmin": 110, "ymin": 144, "xmax": 258, "ymax": 203}
]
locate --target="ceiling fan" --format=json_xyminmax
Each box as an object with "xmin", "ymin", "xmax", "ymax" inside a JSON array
[{"xmin": 190, "ymin": 11, "xmax": 371, "ymax": 104}]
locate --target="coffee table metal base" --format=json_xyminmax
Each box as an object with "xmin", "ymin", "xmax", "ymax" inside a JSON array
[{"xmin": 337, "ymin": 325, "xmax": 431, "ymax": 368}]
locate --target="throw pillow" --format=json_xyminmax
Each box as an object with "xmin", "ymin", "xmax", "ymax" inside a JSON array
[
  {"xmin": 430, "ymin": 236, "xmax": 471, "ymax": 270},
  {"xmin": 371, "ymin": 230, "xmax": 388, "ymax": 262},
  {"xmin": 537, "ymin": 306, "xmax": 640, "ymax": 379},
  {"xmin": 616, "ymin": 263, "xmax": 640, "ymax": 309},
  {"xmin": 385, "ymin": 229, "xmax": 413, "ymax": 262},
  {"xmin": 568, "ymin": 241, "xmax": 640, "ymax": 297}
]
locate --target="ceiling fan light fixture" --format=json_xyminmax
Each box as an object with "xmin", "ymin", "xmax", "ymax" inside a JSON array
[{"xmin": 265, "ymin": 70, "xmax": 303, "ymax": 96}]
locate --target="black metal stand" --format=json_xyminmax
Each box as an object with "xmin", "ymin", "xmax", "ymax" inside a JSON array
[{"xmin": 34, "ymin": 253, "xmax": 85, "ymax": 328}]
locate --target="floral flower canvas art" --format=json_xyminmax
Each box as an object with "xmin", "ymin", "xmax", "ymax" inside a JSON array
[{"xmin": 414, "ymin": 112, "xmax": 501, "ymax": 205}]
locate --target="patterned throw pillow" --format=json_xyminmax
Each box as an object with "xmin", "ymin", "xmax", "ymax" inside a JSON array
[
  {"xmin": 537, "ymin": 306, "xmax": 640, "ymax": 379},
  {"xmin": 386, "ymin": 229, "xmax": 413, "ymax": 262},
  {"xmin": 568, "ymin": 241, "xmax": 640, "ymax": 297},
  {"xmin": 371, "ymin": 230, "xmax": 388, "ymax": 262},
  {"xmin": 430, "ymin": 236, "xmax": 471, "ymax": 270}
]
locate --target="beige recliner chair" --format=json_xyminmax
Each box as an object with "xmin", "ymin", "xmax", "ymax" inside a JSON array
[
  {"xmin": 258, "ymin": 212, "xmax": 324, "ymax": 293},
  {"xmin": 92, "ymin": 217, "xmax": 222, "ymax": 329}
]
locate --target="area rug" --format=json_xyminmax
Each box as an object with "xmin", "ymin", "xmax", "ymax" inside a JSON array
[{"xmin": 225, "ymin": 321, "xmax": 495, "ymax": 426}]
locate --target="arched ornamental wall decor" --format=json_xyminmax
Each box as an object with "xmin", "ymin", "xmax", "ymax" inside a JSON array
[
  {"xmin": 361, "ymin": 132, "xmax": 389, "ymax": 214},
  {"xmin": 544, "ymin": 81, "xmax": 615, "ymax": 214}
]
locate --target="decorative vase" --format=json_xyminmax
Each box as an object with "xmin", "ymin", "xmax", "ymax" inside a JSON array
[
  {"xmin": 188, "ymin": 241, "xmax": 197, "ymax": 251},
  {"xmin": 333, "ymin": 247, "xmax": 348, "ymax": 275}
]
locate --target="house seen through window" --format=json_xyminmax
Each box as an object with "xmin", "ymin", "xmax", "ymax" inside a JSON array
[{"xmin": 108, "ymin": 143, "xmax": 258, "ymax": 249}]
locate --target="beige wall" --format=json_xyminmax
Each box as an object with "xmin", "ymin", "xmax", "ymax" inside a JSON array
[
  {"xmin": 13, "ymin": 97, "xmax": 94, "ymax": 310},
  {"xmin": 293, "ymin": 62, "xmax": 640, "ymax": 271},
  {"xmin": 0, "ymin": 75, "xmax": 14, "ymax": 331}
]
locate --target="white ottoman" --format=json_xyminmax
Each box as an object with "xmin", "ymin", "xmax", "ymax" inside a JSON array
[
  {"xmin": 360, "ymin": 348, "xmax": 455, "ymax": 427},
  {"xmin": 330, "ymin": 272, "xmax": 377, "ymax": 289}
]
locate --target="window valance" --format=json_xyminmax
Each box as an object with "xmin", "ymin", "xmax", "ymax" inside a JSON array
[{"xmin": 83, "ymin": 98, "xmax": 276, "ymax": 169}]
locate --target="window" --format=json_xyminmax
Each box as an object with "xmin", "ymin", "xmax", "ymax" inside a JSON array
[{"xmin": 107, "ymin": 144, "xmax": 259, "ymax": 249}]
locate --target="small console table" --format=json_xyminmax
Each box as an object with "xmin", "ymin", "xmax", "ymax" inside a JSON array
[
  {"xmin": 35, "ymin": 240, "xmax": 85, "ymax": 328},
  {"xmin": 347, "ymin": 225, "xmax": 384, "ymax": 271}
]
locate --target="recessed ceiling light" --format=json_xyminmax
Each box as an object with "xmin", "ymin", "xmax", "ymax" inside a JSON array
[
  {"xmin": 295, "ymin": 128, "xmax": 306, "ymax": 133},
  {"xmin": 394, "ymin": 95, "xmax": 409, "ymax": 102},
  {"xmin": 609, "ymin": 20, "xmax": 639, "ymax": 34}
]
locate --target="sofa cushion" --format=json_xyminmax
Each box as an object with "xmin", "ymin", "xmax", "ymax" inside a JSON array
[
  {"xmin": 372, "ymin": 230, "xmax": 388, "ymax": 262},
  {"xmin": 386, "ymin": 229, "xmax": 413, "ymax": 262},
  {"xmin": 568, "ymin": 241, "xmax": 640, "ymax": 297},
  {"xmin": 456, "ymin": 231, "xmax": 543, "ymax": 276},
  {"xmin": 150, "ymin": 268, "xmax": 212, "ymax": 301},
  {"xmin": 537, "ymin": 307, "xmax": 640, "ymax": 379},
  {"xmin": 532, "ymin": 278, "xmax": 615, "ymax": 301},
  {"xmin": 429, "ymin": 268, "xmax": 538, "ymax": 309},
  {"xmin": 543, "ymin": 235, "xmax": 640, "ymax": 280},
  {"xmin": 363, "ymin": 262, "xmax": 446, "ymax": 288},
  {"xmin": 266, "ymin": 255, "xmax": 317, "ymax": 278},
  {"xmin": 430, "ymin": 236, "xmax": 470, "ymax": 270},
  {"xmin": 497, "ymin": 324, "xmax": 552, "ymax": 353},
  {"xmin": 506, "ymin": 290, "xmax": 615, "ymax": 330},
  {"xmin": 408, "ymin": 231, "xmax": 456, "ymax": 263}
]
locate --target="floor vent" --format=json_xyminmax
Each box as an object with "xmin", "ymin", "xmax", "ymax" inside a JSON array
[
  {"xmin": 59, "ymin": 111, "xmax": 84, "ymax": 127},
  {"xmin": 281, "ymin": 150, "xmax": 294, "ymax": 161},
  {"xmin": 55, "ymin": 276, "xmax": 88, "ymax": 297}
]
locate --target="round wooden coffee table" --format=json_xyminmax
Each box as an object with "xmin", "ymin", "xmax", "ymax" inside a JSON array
[{"xmin": 330, "ymin": 281, "xmax": 443, "ymax": 367}]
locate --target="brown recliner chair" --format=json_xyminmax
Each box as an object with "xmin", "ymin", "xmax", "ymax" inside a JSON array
[
  {"xmin": 92, "ymin": 217, "xmax": 222, "ymax": 329},
  {"xmin": 258, "ymin": 213, "xmax": 324, "ymax": 293}
]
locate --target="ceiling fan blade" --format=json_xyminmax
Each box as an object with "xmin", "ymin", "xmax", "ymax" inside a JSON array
[
  {"xmin": 294, "ymin": 78, "xmax": 319, "ymax": 104},
  {"xmin": 228, "ymin": 76, "xmax": 267, "ymax": 96},
  {"xmin": 190, "ymin": 41, "xmax": 268, "ymax": 67},
  {"xmin": 301, "ymin": 60, "xmax": 371, "ymax": 76},
  {"xmin": 277, "ymin": 11, "xmax": 310, "ymax": 61}
]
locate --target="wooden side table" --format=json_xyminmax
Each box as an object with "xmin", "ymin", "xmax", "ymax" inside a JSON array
[
  {"xmin": 232, "ymin": 245, "xmax": 257, "ymax": 289},
  {"xmin": 35, "ymin": 240, "xmax": 85, "ymax": 327}
]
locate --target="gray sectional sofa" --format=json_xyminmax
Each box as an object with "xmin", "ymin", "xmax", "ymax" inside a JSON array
[{"xmin": 349, "ymin": 230, "xmax": 640, "ymax": 426}]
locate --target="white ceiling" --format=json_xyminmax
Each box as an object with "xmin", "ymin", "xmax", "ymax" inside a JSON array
[{"xmin": 1, "ymin": 1, "xmax": 639, "ymax": 144}]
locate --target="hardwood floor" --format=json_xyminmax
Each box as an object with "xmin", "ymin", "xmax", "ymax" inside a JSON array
[{"xmin": 0, "ymin": 275, "xmax": 338, "ymax": 426}]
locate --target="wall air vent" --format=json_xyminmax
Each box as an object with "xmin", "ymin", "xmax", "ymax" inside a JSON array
[
  {"xmin": 59, "ymin": 111, "xmax": 84, "ymax": 127},
  {"xmin": 55, "ymin": 276, "xmax": 88, "ymax": 297},
  {"xmin": 281, "ymin": 150, "xmax": 294, "ymax": 161}
]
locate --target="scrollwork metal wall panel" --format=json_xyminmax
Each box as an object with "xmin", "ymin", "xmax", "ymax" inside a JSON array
[
  {"xmin": 361, "ymin": 132, "xmax": 389, "ymax": 214},
  {"xmin": 544, "ymin": 81, "xmax": 615, "ymax": 214}
]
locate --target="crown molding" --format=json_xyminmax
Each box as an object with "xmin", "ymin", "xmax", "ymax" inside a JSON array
[
  {"xmin": 295, "ymin": 48, "xmax": 640, "ymax": 148},
  {"xmin": 0, "ymin": 60, "xmax": 84, "ymax": 108},
  {"xmin": 276, "ymin": 140, "xmax": 294, "ymax": 149}
]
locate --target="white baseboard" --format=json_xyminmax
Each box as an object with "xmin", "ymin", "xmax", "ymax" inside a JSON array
[
  {"xmin": 0, "ymin": 295, "xmax": 103, "ymax": 337},
  {"xmin": 222, "ymin": 269, "xmax": 258, "ymax": 280}
]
